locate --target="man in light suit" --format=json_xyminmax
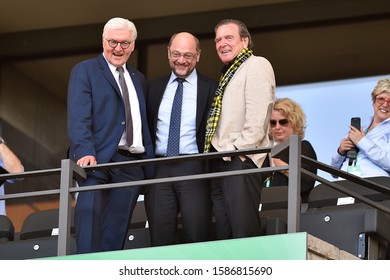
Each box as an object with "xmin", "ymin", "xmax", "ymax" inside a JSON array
[
  {"xmin": 204, "ymin": 19, "xmax": 276, "ymax": 239},
  {"xmin": 67, "ymin": 17, "xmax": 153, "ymax": 253},
  {"xmin": 145, "ymin": 32, "xmax": 217, "ymax": 246}
]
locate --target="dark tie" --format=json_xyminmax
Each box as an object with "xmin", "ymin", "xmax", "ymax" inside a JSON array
[
  {"xmin": 166, "ymin": 78, "xmax": 185, "ymax": 157},
  {"xmin": 117, "ymin": 67, "xmax": 133, "ymax": 147}
]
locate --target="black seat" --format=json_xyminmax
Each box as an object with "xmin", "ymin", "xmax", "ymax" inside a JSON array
[
  {"xmin": 124, "ymin": 200, "xmax": 187, "ymax": 249},
  {"xmin": 260, "ymin": 185, "xmax": 289, "ymax": 211},
  {"xmin": 0, "ymin": 215, "xmax": 15, "ymax": 241},
  {"xmin": 259, "ymin": 185, "xmax": 306, "ymax": 226},
  {"xmin": 128, "ymin": 200, "xmax": 148, "ymax": 229},
  {"xmin": 123, "ymin": 200, "xmax": 151, "ymax": 249},
  {"xmin": 307, "ymin": 176, "xmax": 390, "ymax": 209},
  {"xmin": 20, "ymin": 208, "xmax": 75, "ymax": 240}
]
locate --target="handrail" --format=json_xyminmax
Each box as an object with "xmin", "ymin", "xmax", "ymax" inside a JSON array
[
  {"xmin": 300, "ymin": 157, "xmax": 390, "ymax": 215},
  {"xmin": 1, "ymin": 134, "xmax": 390, "ymax": 257},
  {"xmin": 1, "ymin": 145, "xmax": 280, "ymax": 256}
]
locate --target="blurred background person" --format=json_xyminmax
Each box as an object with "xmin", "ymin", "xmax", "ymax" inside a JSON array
[
  {"xmin": 0, "ymin": 132, "xmax": 23, "ymax": 216},
  {"xmin": 331, "ymin": 78, "xmax": 390, "ymax": 178},
  {"xmin": 267, "ymin": 98, "xmax": 317, "ymax": 203}
]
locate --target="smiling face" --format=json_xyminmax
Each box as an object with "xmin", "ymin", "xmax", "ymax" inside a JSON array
[
  {"xmin": 215, "ymin": 23, "xmax": 248, "ymax": 64},
  {"xmin": 167, "ymin": 32, "xmax": 200, "ymax": 79},
  {"xmin": 373, "ymin": 92, "xmax": 390, "ymax": 123},
  {"xmin": 103, "ymin": 27, "xmax": 135, "ymax": 67}
]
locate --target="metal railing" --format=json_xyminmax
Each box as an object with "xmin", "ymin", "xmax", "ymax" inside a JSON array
[{"xmin": 1, "ymin": 135, "xmax": 390, "ymax": 256}]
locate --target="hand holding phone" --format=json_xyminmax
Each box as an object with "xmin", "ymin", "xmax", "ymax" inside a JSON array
[
  {"xmin": 351, "ymin": 117, "xmax": 361, "ymax": 131},
  {"xmin": 347, "ymin": 117, "xmax": 360, "ymax": 163}
]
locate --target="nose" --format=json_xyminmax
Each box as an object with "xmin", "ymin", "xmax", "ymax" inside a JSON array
[
  {"xmin": 176, "ymin": 55, "xmax": 186, "ymax": 63},
  {"xmin": 114, "ymin": 44, "xmax": 123, "ymax": 51},
  {"xmin": 218, "ymin": 39, "xmax": 227, "ymax": 47}
]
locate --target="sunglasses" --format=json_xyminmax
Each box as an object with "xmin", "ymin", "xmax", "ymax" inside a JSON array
[{"xmin": 270, "ymin": 119, "xmax": 289, "ymax": 127}]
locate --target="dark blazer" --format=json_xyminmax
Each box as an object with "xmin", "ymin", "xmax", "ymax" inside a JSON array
[
  {"xmin": 146, "ymin": 71, "xmax": 217, "ymax": 153},
  {"xmin": 269, "ymin": 140, "xmax": 317, "ymax": 203},
  {"xmin": 67, "ymin": 54, "xmax": 154, "ymax": 177}
]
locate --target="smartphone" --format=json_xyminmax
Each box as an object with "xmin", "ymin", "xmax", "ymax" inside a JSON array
[{"xmin": 351, "ymin": 117, "xmax": 361, "ymax": 130}]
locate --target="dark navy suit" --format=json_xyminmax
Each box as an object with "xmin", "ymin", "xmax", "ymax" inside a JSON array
[
  {"xmin": 67, "ymin": 54, "xmax": 153, "ymax": 253},
  {"xmin": 144, "ymin": 72, "xmax": 216, "ymax": 245}
]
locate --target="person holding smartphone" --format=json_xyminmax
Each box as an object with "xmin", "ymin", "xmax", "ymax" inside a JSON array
[{"xmin": 331, "ymin": 78, "xmax": 390, "ymax": 177}]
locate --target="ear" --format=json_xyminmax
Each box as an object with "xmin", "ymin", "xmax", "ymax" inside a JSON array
[
  {"xmin": 130, "ymin": 41, "xmax": 135, "ymax": 51},
  {"xmin": 242, "ymin": 37, "xmax": 249, "ymax": 48}
]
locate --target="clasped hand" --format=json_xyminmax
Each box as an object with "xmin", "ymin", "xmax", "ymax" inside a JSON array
[{"xmin": 338, "ymin": 126, "xmax": 364, "ymax": 155}]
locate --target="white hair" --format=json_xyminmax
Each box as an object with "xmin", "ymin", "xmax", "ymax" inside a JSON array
[{"xmin": 102, "ymin": 17, "xmax": 137, "ymax": 41}]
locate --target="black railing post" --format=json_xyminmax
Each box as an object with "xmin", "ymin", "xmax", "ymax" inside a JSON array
[
  {"xmin": 287, "ymin": 135, "xmax": 301, "ymax": 233},
  {"xmin": 270, "ymin": 135, "xmax": 302, "ymax": 233},
  {"xmin": 57, "ymin": 159, "xmax": 86, "ymax": 256}
]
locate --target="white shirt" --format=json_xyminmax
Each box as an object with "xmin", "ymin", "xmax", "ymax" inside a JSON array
[{"xmin": 103, "ymin": 55, "xmax": 145, "ymax": 154}]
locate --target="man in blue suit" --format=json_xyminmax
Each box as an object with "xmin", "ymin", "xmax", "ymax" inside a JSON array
[{"xmin": 67, "ymin": 17, "xmax": 153, "ymax": 253}]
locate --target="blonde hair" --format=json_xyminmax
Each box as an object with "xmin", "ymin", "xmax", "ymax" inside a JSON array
[{"xmin": 273, "ymin": 98, "xmax": 306, "ymax": 138}]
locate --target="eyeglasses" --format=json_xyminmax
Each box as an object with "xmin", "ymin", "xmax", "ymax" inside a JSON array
[
  {"xmin": 375, "ymin": 96, "xmax": 390, "ymax": 105},
  {"xmin": 169, "ymin": 50, "xmax": 199, "ymax": 60},
  {"xmin": 270, "ymin": 119, "xmax": 289, "ymax": 128},
  {"xmin": 105, "ymin": 38, "xmax": 133, "ymax": 49}
]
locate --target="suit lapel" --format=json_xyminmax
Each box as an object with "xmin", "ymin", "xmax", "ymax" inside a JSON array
[
  {"xmin": 97, "ymin": 55, "xmax": 121, "ymax": 97},
  {"xmin": 196, "ymin": 74, "xmax": 210, "ymax": 131},
  {"xmin": 127, "ymin": 66, "xmax": 142, "ymax": 98},
  {"xmin": 154, "ymin": 76, "xmax": 170, "ymax": 112},
  {"xmin": 149, "ymin": 76, "xmax": 170, "ymax": 135}
]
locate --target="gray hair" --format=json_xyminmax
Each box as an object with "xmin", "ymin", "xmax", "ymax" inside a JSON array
[
  {"xmin": 102, "ymin": 17, "xmax": 137, "ymax": 41},
  {"xmin": 215, "ymin": 19, "xmax": 254, "ymax": 49}
]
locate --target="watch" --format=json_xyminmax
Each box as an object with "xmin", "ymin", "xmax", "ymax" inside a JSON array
[{"xmin": 0, "ymin": 137, "xmax": 5, "ymax": 145}]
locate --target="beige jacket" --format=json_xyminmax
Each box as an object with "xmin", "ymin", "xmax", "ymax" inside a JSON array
[{"xmin": 211, "ymin": 55, "xmax": 276, "ymax": 168}]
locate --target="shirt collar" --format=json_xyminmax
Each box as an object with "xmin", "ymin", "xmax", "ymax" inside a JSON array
[
  {"xmin": 168, "ymin": 69, "xmax": 198, "ymax": 86},
  {"xmin": 102, "ymin": 53, "xmax": 126, "ymax": 74}
]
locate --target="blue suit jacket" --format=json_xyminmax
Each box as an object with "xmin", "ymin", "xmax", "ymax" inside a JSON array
[{"xmin": 67, "ymin": 54, "xmax": 154, "ymax": 178}]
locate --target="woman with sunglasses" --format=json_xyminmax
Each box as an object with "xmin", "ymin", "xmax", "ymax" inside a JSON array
[
  {"xmin": 267, "ymin": 98, "xmax": 317, "ymax": 203},
  {"xmin": 331, "ymin": 78, "xmax": 390, "ymax": 178}
]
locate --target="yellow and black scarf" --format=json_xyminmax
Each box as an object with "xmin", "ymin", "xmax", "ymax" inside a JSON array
[{"xmin": 204, "ymin": 48, "xmax": 253, "ymax": 152}]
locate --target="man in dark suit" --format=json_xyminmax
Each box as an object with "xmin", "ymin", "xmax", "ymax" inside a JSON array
[
  {"xmin": 67, "ymin": 17, "xmax": 153, "ymax": 253},
  {"xmin": 145, "ymin": 32, "xmax": 217, "ymax": 246}
]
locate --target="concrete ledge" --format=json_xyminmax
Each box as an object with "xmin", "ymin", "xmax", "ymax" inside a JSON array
[{"xmin": 308, "ymin": 234, "xmax": 359, "ymax": 260}]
